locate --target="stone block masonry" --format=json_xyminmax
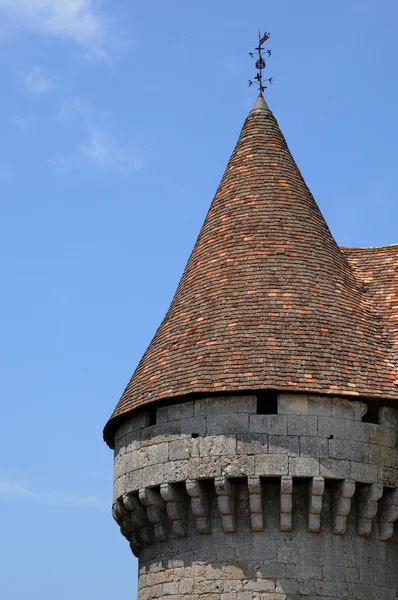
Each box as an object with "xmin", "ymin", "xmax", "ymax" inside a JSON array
[{"xmin": 113, "ymin": 393, "xmax": 398, "ymax": 600}]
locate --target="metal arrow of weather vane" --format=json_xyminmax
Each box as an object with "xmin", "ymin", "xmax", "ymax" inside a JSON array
[{"xmin": 248, "ymin": 31, "xmax": 273, "ymax": 93}]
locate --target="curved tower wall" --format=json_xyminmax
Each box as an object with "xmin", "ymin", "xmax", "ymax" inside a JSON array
[{"xmin": 112, "ymin": 393, "xmax": 398, "ymax": 600}]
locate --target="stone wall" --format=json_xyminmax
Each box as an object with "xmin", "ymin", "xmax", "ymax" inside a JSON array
[{"xmin": 112, "ymin": 394, "xmax": 398, "ymax": 600}]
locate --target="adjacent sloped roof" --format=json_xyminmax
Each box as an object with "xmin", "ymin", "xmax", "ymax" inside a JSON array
[
  {"xmin": 342, "ymin": 245, "xmax": 398, "ymax": 372},
  {"xmin": 104, "ymin": 95, "xmax": 398, "ymax": 447}
]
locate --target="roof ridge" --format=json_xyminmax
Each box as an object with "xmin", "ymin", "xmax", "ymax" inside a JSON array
[{"xmin": 341, "ymin": 244, "xmax": 398, "ymax": 252}]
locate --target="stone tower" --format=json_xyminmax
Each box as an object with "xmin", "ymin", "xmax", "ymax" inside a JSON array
[{"xmin": 104, "ymin": 95, "xmax": 398, "ymax": 599}]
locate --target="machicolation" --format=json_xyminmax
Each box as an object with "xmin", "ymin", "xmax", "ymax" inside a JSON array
[{"xmin": 112, "ymin": 394, "xmax": 398, "ymax": 600}]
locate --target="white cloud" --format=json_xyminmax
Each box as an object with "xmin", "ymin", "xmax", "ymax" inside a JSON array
[
  {"xmin": 11, "ymin": 115, "xmax": 34, "ymax": 131},
  {"xmin": 54, "ymin": 95, "xmax": 143, "ymax": 175},
  {"xmin": 57, "ymin": 96, "xmax": 93, "ymax": 122},
  {"xmin": 25, "ymin": 66, "xmax": 55, "ymax": 95},
  {"xmin": 0, "ymin": 479, "xmax": 107, "ymax": 507},
  {"xmin": 54, "ymin": 126, "xmax": 142, "ymax": 175},
  {"xmin": 80, "ymin": 127, "xmax": 142, "ymax": 171},
  {"xmin": 0, "ymin": 0, "xmax": 109, "ymax": 59}
]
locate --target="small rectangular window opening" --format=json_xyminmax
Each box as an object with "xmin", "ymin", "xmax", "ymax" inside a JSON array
[
  {"xmin": 361, "ymin": 400, "xmax": 379, "ymax": 425},
  {"xmin": 256, "ymin": 390, "xmax": 278, "ymax": 415}
]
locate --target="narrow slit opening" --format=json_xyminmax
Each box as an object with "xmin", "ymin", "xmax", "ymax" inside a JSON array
[{"xmin": 149, "ymin": 406, "xmax": 157, "ymax": 426}]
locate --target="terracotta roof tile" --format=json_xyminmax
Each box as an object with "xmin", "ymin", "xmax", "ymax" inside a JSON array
[
  {"xmin": 103, "ymin": 95, "xmax": 398, "ymax": 447},
  {"xmin": 342, "ymin": 245, "xmax": 398, "ymax": 373}
]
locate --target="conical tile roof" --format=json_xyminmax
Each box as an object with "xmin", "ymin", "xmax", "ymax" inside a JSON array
[{"xmin": 104, "ymin": 95, "xmax": 397, "ymax": 446}]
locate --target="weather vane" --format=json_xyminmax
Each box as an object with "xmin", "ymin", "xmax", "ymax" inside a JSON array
[{"xmin": 248, "ymin": 31, "xmax": 273, "ymax": 93}]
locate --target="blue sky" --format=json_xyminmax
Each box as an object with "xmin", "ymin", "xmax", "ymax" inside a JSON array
[{"xmin": 1, "ymin": 1, "xmax": 397, "ymax": 598}]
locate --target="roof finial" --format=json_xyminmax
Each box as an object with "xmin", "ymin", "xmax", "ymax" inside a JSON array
[{"xmin": 248, "ymin": 31, "xmax": 273, "ymax": 94}]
